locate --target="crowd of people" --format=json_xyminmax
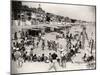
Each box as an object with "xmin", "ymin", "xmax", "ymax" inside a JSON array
[{"xmin": 11, "ymin": 25, "xmax": 95, "ymax": 70}]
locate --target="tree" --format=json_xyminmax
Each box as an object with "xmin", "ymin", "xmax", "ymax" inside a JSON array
[
  {"xmin": 12, "ymin": 1, "xmax": 22, "ymax": 20},
  {"xmin": 71, "ymin": 19, "xmax": 77, "ymax": 23}
]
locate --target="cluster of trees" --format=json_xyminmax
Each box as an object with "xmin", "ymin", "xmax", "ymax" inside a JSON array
[
  {"xmin": 12, "ymin": 1, "xmax": 44, "ymax": 20},
  {"xmin": 12, "ymin": 1, "xmax": 78, "ymax": 23}
]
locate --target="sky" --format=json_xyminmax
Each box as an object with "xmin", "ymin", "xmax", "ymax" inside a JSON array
[{"xmin": 22, "ymin": 2, "xmax": 96, "ymax": 22}]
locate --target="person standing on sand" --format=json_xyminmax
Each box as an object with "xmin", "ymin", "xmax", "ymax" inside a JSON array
[{"xmin": 48, "ymin": 53, "xmax": 58, "ymax": 71}]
